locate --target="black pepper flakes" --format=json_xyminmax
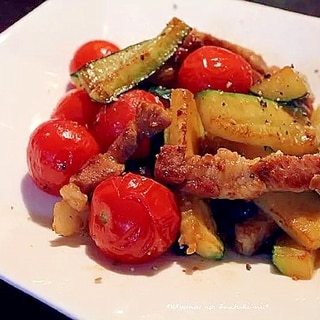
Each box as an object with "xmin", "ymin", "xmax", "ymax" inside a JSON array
[
  {"xmin": 246, "ymin": 263, "xmax": 252, "ymax": 271},
  {"xmin": 258, "ymin": 97, "xmax": 267, "ymax": 108},
  {"xmin": 94, "ymin": 277, "xmax": 102, "ymax": 284}
]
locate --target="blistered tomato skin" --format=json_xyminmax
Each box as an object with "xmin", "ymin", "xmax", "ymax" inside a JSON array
[
  {"xmin": 51, "ymin": 88, "xmax": 102, "ymax": 127},
  {"xmin": 69, "ymin": 40, "xmax": 120, "ymax": 74},
  {"xmin": 27, "ymin": 119, "xmax": 100, "ymax": 196},
  {"xmin": 178, "ymin": 46, "xmax": 253, "ymax": 94},
  {"xmin": 89, "ymin": 172, "xmax": 181, "ymax": 264},
  {"xmin": 91, "ymin": 89, "xmax": 164, "ymax": 158}
]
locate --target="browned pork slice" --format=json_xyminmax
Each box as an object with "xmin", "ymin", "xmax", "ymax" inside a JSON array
[
  {"xmin": 70, "ymin": 153, "xmax": 125, "ymax": 195},
  {"xmin": 234, "ymin": 210, "xmax": 279, "ymax": 256},
  {"xmin": 71, "ymin": 102, "xmax": 171, "ymax": 195},
  {"xmin": 309, "ymin": 174, "xmax": 320, "ymax": 195},
  {"xmin": 154, "ymin": 146, "xmax": 320, "ymax": 200}
]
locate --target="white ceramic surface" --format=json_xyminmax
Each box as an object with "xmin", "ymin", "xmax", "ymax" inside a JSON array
[{"xmin": 1, "ymin": 0, "xmax": 320, "ymax": 319}]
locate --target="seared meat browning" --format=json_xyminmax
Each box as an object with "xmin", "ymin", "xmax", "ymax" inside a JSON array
[
  {"xmin": 71, "ymin": 102, "xmax": 171, "ymax": 195},
  {"xmin": 234, "ymin": 210, "xmax": 278, "ymax": 256},
  {"xmin": 155, "ymin": 146, "xmax": 265, "ymax": 199},
  {"xmin": 135, "ymin": 101, "xmax": 172, "ymax": 137},
  {"xmin": 70, "ymin": 153, "xmax": 125, "ymax": 195},
  {"xmin": 155, "ymin": 146, "xmax": 320, "ymax": 200},
  {"xmin": 252, "ymin": 152, "xmax": 320, "ymax": 193},
  {"xmin": 308, "ymin": 174, "xmax": 320, "ymax": 195}
]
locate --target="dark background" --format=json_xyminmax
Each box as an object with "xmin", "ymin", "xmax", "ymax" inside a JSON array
[{"xmin": 0, "ymin": 0, "xmax": 319, "ymax": 319}]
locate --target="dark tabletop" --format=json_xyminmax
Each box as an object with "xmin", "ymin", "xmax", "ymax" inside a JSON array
[{"xmin": 0, "ymin": 0, "xmax": 319, "ymax": 319}]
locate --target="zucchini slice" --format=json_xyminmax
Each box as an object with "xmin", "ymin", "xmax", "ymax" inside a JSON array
[
  {"xmin": 70, "ymin": 40, "xmax": 152, "ymax": 88},
  {"xmin": 71, "ymin": 17, "xmax": 191, "ymax": 103},
  {"xmin": 195, "ymin": 89, "xmax": 317, "ymax": 155},
  {"xmin": 250, "ymin": 66, "xmax": 310, "ymax": 102},
  {"xmin": 164, "ymin": 89, "xmax": 224, "ymax": 259},
  {"xmin": 254, "ymin": 191, "xmax": 320, "ymax": 251},
  {"xmin": 178, "ymin": 194, "xmax": 224, "ymax": 260},
  {"xmin": 272, "ymin": 233, "xmax": 317, "ymax": 280}
]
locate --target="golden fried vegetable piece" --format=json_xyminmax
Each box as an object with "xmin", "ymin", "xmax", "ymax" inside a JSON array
[
  {"xmin": 52, "ymin": 183, "xmax": 89, "ymax": 236},
  {"xmin": 52, "ymin": 200, "xmax": 88, "ymax": 237},
  {"xmin": 164, "ymin": 88, "xmax": 204, "ymax": 156},
  {"xmin": 164, "ymin": 89, "xmax": 223, "ymax": 259},
  {"xmin": 59, "ymin": 183, "xmax": 89, "ymax": 212},
  {"xmin": 72, "ymin": 17, "xmax": 191, "ymax": 103},
  {"xmin": 195, "ymin": 89, "xmax": 317, "ymax": 155},
  {"xmin": 254, "ymin": 191, "xmax": 320, "ymax": 250},
  {"xmin": 272, "ymin": 233, "xmax": 317, "ymax": 280},
  {"xmin": 311, "ymin": 106, "xmax": 320, "ymax": 148},
  {"xmin": 178, "ymin": 194, "xmax": 224, "ymax": 259},
  {"xmin": 250, "ymin": 66, "xmax": 310, "ymax": 102},
  {"xmin": 200, "ymin": 134, "xmax": 272, "ymax": 159}
]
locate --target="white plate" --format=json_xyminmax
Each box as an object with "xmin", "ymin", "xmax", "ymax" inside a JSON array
[{"xmin": 1, "ymin": 0, "xmax": 320, "ymax": 319}]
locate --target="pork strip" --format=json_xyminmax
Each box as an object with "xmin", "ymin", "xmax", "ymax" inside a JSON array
[
  {"xmin": 154, "ymin": 146, "xmax": 320, "ymax": 200},
  {"xmin": 70, "ymin": 102, "xmax": 171, "ymax": 195}
]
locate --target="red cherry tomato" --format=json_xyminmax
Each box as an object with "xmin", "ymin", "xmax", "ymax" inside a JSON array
[
  {"xmin": 27, "ymin": 119, "xmax": 100, "ymax": 196},
  {"xmin": 91, "ymin": 89, "xmax": 164, "ymax": 158},
  {"xmin": 51, "ymin": 88, "xmax": 102, "ymax": 127},
  {"xmin": 89, "ymin": 172, "xmax": 181, "ymax": 264},
  {"xmin": 178, "ymin": 46, "xmax": 253, "ymax": 94},
  {"xmin": 69, "ymin": 39, "xmax": 120, "ymax": 74}
]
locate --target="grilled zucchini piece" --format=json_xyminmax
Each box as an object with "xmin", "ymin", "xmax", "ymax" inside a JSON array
[
  {"xmin": 72, "ymin": 17, "xmax": 191, "ymax": 103},
  {"xmin": 195, "ymin": 89, "xmax": 317, "ymax": 155},
  {"xmin": 165, "ymin": 89, "xmax": 223, "ymax": 259},
  {"xmin": 272, "ymin": 233, "xmax": 317, "ymax": 280},
  {"xmin": 178, "ymin": 194, "xmax": 224, "ymax": 259},
  {"xmin": 164, "ymin": 88, "xmax": 204, "ymax": 156},
  {"xmin": 250, "ymin": 66, "xmax": 310, "ymax": 102},
  {"xmin": 254, "ymin": 191, "xmax": 320, "ymax": 251}
]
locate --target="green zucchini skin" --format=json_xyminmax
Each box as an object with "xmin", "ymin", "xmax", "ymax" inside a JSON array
[
  {"xmin": 72, "ymin": 17, "xmax": 192, "ymax": 103},
  {"xmin": 70, "ymin": 40, "xmax": 152, "ymax": 89},
  {"xmin": 195, "ymin": 89, "xmax": 317, "ymax": 156},
  {"xmin": 250, "ymin": 66, "xmax": 310, "ymax": 102}
]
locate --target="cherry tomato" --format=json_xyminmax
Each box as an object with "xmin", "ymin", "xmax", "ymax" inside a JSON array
[
  {"xmin": 91, "ymin": 89, "xmax": 164, "ymax": 159},
  {"xmin": 89, "ymin": 172, "xmax": 181, "ymax": 264},
  {"xmin": 27, "ymin": 119, "xmax": 100, "ymax": 196},
  {"xmin": 51, "ymin": 88, "xmax": 102, "ymax": 127},
  {"xmin": 178, "ymin": 46, "xmax": 253, "ymax": 94},
  {"xmin": 69, "ymin": 39, "xmax": 120, "ymax": 74}
]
